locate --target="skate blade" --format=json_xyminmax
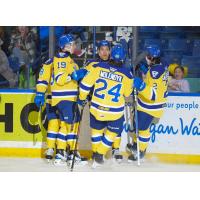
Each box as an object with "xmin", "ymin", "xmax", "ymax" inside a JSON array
[
  {"xmin": 68, "ymin": 160, "xmax": 88, "ymax": 167},
  {"xmin": 54, "ymin": 160, "xmax": 67, "ymax": 166},
  {"xmin": 46, "ymin": 159, "xmax": 52, "ymax": 163},
  {"xmin": 127, "ymin": 158, "xmax": 145, "ymax": 164},
  {"xmin": 113, "ymin": 158, "xmax": 123, "ymax": 164}
]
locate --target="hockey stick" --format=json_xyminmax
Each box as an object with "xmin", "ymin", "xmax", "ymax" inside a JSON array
[
  {"xmin": 70, "ymin": 44, "xmax": 88, "ymax": 133},
  {"xmin": 132, "ymin": 88, "xmax": 140, "ymax": 166},
  {"xmin": 131, "ymin": 27, "xmax": 140, "ymax": 166},
  {"xmin": 70, "ymin": 104, "xmax": 84, "ymax": 171}
]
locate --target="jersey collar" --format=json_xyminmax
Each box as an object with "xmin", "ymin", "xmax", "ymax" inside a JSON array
[{"xmin": 56, "ymin": 52, "xmax": 70, "ymax": 58}]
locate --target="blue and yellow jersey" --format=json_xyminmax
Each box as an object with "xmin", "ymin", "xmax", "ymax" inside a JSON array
[
  {"xmin": 50, "ymin": 52, "xmax": 79, "ymax": 106},
  {"xmin": 36, "ymin": 59, "xmax": 52, "ymax": 104},
  {"xmin": 85, "ymin": 59, "xmax": 98, "ymax": 71},
  {"xmin": 79, "ymin": 62, "xmax": 133, "ymax": 121},
  {"xmin": 85, "ymin": 58, "xmax": 109, "ymax": 71},
  {"xmin": 137, "ymin": 63, "xmax": 169, "ymax": 118}
]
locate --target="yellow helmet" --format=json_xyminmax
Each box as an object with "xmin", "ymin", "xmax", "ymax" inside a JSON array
[{"xmin": 168, "ymin": 63, "xmax": 188, "ymax": 77}]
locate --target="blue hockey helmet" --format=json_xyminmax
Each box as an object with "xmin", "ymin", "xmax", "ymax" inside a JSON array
[
  {"xmin": 111, "ymin": 44, "xmax": 126, "ymax": 62},
  {"xmin": 98, "ymin": 40, "xmax": 110, "ymax": 49},
  {"xmin": 58, "ymin": 34, "xmax": 75, "ymax": 49},
  {"xmin": 146, "ymin": 45, "xmax": 161, "ymax": 58}
]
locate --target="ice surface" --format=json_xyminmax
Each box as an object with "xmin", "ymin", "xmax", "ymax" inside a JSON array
[{"xmin": 0, "ymin": 157, "xmax": 199, "ymax": 172}]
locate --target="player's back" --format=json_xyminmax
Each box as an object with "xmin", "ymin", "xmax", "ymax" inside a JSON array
[
  {"xmin": 138, "ymin": 62, "xmax": 169, "ymax": 118},
  {"xmin": 50, "ymin": 52, "xmax": 79, "ymax": 106},
  {"xmin": 81, "ymin": 62, "xmax": 133, "ymax": 121}
]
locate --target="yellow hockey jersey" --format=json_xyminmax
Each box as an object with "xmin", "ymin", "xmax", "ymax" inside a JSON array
[
  {"xmin": 49, "ymin": 52, "xmax": 79, "ymax": 106},
  {"xmin": 85, "ymin": 59, "xmax": 98, "ymax": 71},
  {"xmin": 137, "ymin": 63, "xmax": 169, "ymax": 118},
  {"xmin": 36, "ymin": 59, "xmax": 53, "ymax": 104},
  {"xmin": 79, "ymin": 62, "xmax": 133, "ymax": 121},
  {"xmin": 85, "ymin": 58, "xmax": 110, "ymax": 72}
]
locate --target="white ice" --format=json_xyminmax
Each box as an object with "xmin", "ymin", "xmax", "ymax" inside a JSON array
[{"xmin": 0, "ymin": 157, "xmax": 199, "ymax": 172}]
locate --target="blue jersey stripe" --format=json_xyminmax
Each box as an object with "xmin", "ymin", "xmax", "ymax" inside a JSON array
[
  {"xmin": 57, "ymin": 134, "xmax": 66, "ymax": 141},
  {"xmin": 91, "ymin": 136, "xmax": 102, "ymax": 142},
  {"xmin": 138, "ymin": 98, "xmax": 165, "ymax": 110},
  {"xmin": 66, "ymin": 135, "xmax": 77, "ymax": 140},
  {"xmin": 139, "ymin": 136, "xmax": 150, "ymax": 143},
  {"xmin": 151, "ymin": 90, "xmax": 156, "ymax": 101},
  {"xmin": 37, "ymin": 80, "xmax": 48, "ymax": 85},
  {"xmin": 80, "ymin": 82, "xmax": 92, "ymax": 91},
  {"xmin": 91, "ymin": 102, "xmax": 124, "ymax": 112},
  {"xmin": 52, "ymin": 91, "xmax": 78, "ymax": 96},
  {"xmin": 55, "ymin": 74, "xmax": 63, "ymax": 82},
  {"xmin": 102, "ymin": 136, "xmax": 112, "ymax": 147},
  {"xmin": 47, "ymin": 133, "xmax": 57, "ymax": 139}
]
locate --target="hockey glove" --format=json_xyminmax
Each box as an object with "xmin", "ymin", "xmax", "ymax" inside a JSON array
[
  {"xmin": 71, "ymin": 68, "xmax": 87, "ymax": 81},
  {"xmin": 34, "ymin": 92, "xmax": 45, "ymax": 108},
  {"xmin": 134, "ymin": 77, "xmax": 146, "ymax": 91}
]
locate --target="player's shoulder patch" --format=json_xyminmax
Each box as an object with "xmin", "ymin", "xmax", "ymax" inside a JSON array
[
  {"xmin": 150, "ymin": 64, "xmax": 165, "ymax": 79},
  {"xmin": 44, "ymin": 58, "xmax": 53, "ymax": 65}
]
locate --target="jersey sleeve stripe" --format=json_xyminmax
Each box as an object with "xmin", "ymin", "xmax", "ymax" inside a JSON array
[
  {"xmin": 55, "ymin": 73, "xmax": 64, "ymax": 83},
  {"xmin": 91, "ymin": 102, "xmax": 124, "ymax": 112},
  {"xmin": 52, "ymin": 91, "xmax": 78, "ymax": 97},
  {"xmin": 138, "ymin": 98, "xmax": 165, "ymax": 110},
  {"xmin": 37, "ymin": 80, "xmax": 49, "ymax": 86},
  {"xmin": 80, "ymin": 82, "xmax": 93, "ymax": 91}
]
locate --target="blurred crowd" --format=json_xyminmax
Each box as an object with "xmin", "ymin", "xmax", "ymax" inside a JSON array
[
  {"xmin": 0, "ymin": 26, "xmax": 39, "ymax": 88},
  {"xmin": 0, "ymin": 26, "xmax": 191, "ymax": 92}
]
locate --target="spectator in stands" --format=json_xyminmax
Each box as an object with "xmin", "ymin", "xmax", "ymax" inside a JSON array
[
  {"xmin": 8, "ymin": 26, "xmax": 37, "ymax": 88},
  {"xmin": 168, "ymin": 65, "xmax": 190, "ymax": 92},
  {"xmin": 0, "ymin": 38, "xmax": 18, "ymax": 88}
]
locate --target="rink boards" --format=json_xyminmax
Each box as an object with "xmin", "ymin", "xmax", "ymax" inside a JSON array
[{"xmin": 0, "ymin": 89, "xmax": 200, "ymax": 164}]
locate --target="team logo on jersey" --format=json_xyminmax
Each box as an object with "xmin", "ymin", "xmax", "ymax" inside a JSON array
[{"xmin": 152, "ymin": 71, "xmax": 159, "ymax": 78}]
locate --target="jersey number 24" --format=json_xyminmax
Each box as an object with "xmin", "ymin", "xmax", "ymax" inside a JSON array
[{"xmin": 94, "ymin": 79, "xmax": 122, "ymax": 102}]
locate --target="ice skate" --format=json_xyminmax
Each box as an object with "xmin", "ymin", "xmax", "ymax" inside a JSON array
[
  {"xmin": 54, "ymin": 149, "xmax": 68, "ymax": 166},
  {"xmin": 126, "ymin": 143, "xmax": 146, "ymax": 163},
  {"xmin": 68, "ymin": 150, "xmax": 88, "ymax": 167},
  {"xmin": 45, "ymin": 148, "xmax": 54, "ymax": 163},
  {"xmin": 112, "ymin": 148, "xmax": 123, "ymax": 163},
  {"xmin": 92, "ymin": 152, "xmax": 104, "ymax": 169}
]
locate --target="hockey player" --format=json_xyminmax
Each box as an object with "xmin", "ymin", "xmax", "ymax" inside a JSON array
[
  {"xmin": 75, "ymin": 40, "xmax": 124, "ymax": 162},
  {"xmin": 44, "ymin": 34, "xmax": 87, "ymax": 166},
  {"xmin": 127, "ymin": 45, "xmax": 169, "ymax": 162},
  {"xmin": 78, "ymin": 44, "xmax": 133, "ymax": 167},
  {"xmin": 34, "ymin": 57, "xmax": 60, "ymax": 162},
  {"xmin": 85, "ymin": 40, "xmax": 111, "ymax": 71}
]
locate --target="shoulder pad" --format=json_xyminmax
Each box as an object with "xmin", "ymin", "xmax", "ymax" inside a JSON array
[
  {"xmin": 93, "ymin": 62, "xmax": 107, "ymax": 68},
  {"xmin": 44, "ymin": 58, "xmax": 53, "ymax": 65},
  {"xmin": 150, "ymin": 64, "xmax": 166, "ymax": 79},
  {"xmin": 118, "ymin": 67, "xmax": 133, "ymax": 79},
  {"xmin": 85, "ymin": 59, "xmax": 98, "ymax": 66},
  {"xmin": 94, "ymin": 62, "xmax": 133, "ymax": 79}
]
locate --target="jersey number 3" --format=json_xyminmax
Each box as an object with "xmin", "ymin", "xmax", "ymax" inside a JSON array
[{"xmin": 94, "ymin": 79, "xmax": 122, "ymax": 102}]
